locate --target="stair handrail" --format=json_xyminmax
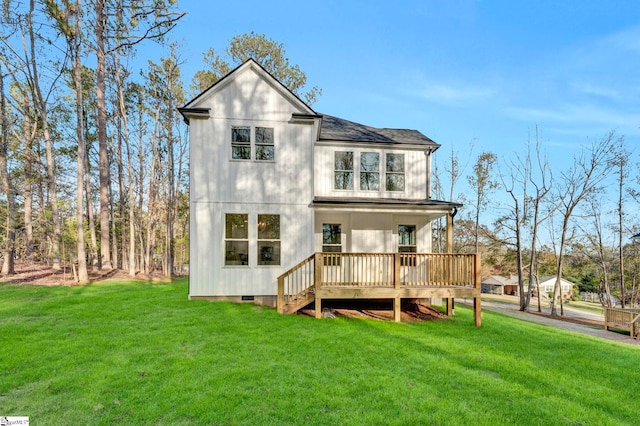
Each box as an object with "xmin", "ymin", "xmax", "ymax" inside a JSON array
[{"xmin": 277, "ymin": 253, "xmax": 317, "ymax": 314}]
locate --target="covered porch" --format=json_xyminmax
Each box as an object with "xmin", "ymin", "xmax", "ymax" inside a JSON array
[{"xmin": 277, "ymin": 251, "xmax": 482, "ymax": 326}]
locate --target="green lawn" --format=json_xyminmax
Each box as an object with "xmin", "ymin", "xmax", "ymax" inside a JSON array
[{"xmin": 1, "ymin": 279, "xmax": 639, "ymax": 425}]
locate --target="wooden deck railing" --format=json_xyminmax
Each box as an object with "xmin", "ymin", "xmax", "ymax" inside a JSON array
[
  {"xmin": 277, "ymin": 252, "xmax": 480, "ymax": 314},
  {"xmin": 277, "ymin": 253, "xmax": 317, "ymax": 314},
  {"xmin": 604, "ymin": 307, "xmax": 640, "ymax": 339}
]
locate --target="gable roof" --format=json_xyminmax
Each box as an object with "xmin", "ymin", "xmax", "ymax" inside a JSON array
[
  {"xmin": 481, "ymin": 275, "xmax": 518, "ymax": 285},
  {"xmin": 179, "ymin": 58, "xmax": 316, "ymax": 123},
  {"xmin": 179, "ymin": 59, "xmax": 441, "ymax": 150},
  {"xmin": 319, "ymin": 114, "xmax": 440, "ymax": 148},
  {"xmin": 538, "ymin": 276, "xmax": 576, "ymax": 286}
]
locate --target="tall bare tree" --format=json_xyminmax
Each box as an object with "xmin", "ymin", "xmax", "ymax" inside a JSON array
[
  {"xmin": 1, "ymin": 0, "xmax": 66, "ymax": 269},
  {"xmin": 0, "ymin": 63, "xmax": 16, "ymax": 275},
  {"xmin": 612, "ymin": 137, "xmax": 630, "ymax": 307},
  {"xmin": 93, "ymin": 0, "xmax": 184, "ymax": 270},
  {"xmin": 550, "ymin": 132, "xmax": 618, "ymax": 315},
  {"xmin": 46, "ymin": 0, "xmax": 90, "ymax": 283},
  {"xmin": 576, "ymin": 197, "xmax": 613, "ymax": 308},
  {"xmin": 526, "ymin": 131, "xmax": 552, "ymax": 313}
]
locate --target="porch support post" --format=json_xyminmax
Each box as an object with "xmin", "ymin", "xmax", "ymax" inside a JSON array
[
  {"xmin": 315, "ymin": 296, "xmax": 322, "ymax": 319},
  {"xmin": 474, "ymin": 296, "xmax": 482, "ymax": 327},
  {"xmin": 277, "ymin": 275, "xmax": 285, "ymax": 314},
  {"xmin": 393, "ymin": 254, "xmax": 402, "ymax": 322},
  {"xmin": 446, "ymin": 211, "xmax": 454, "ymax": 315},
  {"xmin": 446, "ymin": 211, "xmax": 454, "ymax": 254},
  {"xmin": 474, "ymin": 253, "xmax": 482, "ymax": 327},
  {"xmin": 446, "ymin": 298, "xmax": 453, "ymax": 317}
]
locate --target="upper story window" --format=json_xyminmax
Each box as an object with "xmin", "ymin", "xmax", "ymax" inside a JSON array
[
  {"xmin": 334, "ymin": 150, "xmax": 406, "ymax": 193},
  {"xmin": 386, "ymin": 153, "xmax": 405, "ymax": 191},
  {"xmin": 231, "ymin": 127, "xmax": 251, "ymax": 160},
  {"xmin": 360, "ymin": 152, "xmax": 380, "ymax": 191},
  {"xmin": 334, "ymin": 151, "xmax": 354, "ymax": 190},
  {"xmin": 255, "ymin": 127, "xmax": 274, "ymax": 161},
  {"xmin": 231, "ymin": 126, "xmax": 274, "ymax": 161}
]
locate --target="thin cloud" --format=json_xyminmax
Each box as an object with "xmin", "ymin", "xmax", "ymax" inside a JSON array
[
  {"xmin": 506, "ymin": 103, "xmax": 640, "ymax": 130},
  {"xmin": 415, "ymin": 84, "xmax": 494, "ymax": 103}
]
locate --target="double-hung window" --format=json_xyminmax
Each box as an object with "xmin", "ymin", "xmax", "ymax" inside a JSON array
[
  {"xmin": 225, "ymin": 214, "xmax": 249, "ymax": 265},
  {"xmin": 334, "ymin": 151, "xmax": 354, "ymax": 190},
  {"xmin": 231, "ymin": 126, "xmax": 274, "ymax": 161},
  {"xmin": 231, "ymin": 127, "xmax": 251, "ymax": 160},
  {"xmin": 386, "ymin": 153, "xmax": 405, "ymax": 191},
  {"xmin": 360, "ymin": 152, "xmax": 380, "ymax": 191},
  {"xmin": 257, "ymin": 214, "xmax": 280, "ymax": 265},
  {"xmin": 255, "ymin": 127, "xmax": 274, "ymax": 161}
]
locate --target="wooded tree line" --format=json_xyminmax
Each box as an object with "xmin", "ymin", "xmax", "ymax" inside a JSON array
[
  {"xmin": 0, "ymin": 0, "xmax": 187, "ymax": 282},
  {"xmin": 433, "ymin": 130, "xmax": 640, "ymax": 312},
  {"xmin": 0, "ymin": 2, "xmax": 321, "ymax": 283}
]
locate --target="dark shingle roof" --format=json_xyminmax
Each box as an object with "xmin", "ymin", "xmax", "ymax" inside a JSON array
[{"xmin": 319, "ymin": 114, "xmax": 439, "ymax": 148}]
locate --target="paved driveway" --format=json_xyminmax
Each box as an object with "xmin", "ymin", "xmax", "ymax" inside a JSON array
[{"xmin": 458, "ymin": 297, "xmax": 640, "ymax": 346}]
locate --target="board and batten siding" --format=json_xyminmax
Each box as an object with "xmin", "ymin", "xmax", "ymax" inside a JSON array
[
  {"xmin": 314, "ymin": 145, "xmax": 431, "ymax": 199},
  {"xmin": 314, "ymin": 212, "xmax": 433, "ymax": 254},
  {"xmin": 188, "ymin": 65, "xmax": 316, "ymax": 299}
]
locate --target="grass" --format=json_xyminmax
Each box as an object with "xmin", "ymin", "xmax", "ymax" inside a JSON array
[
  {"xmin": 1, "ymin": 279, "xmax": 639, "ymax": 425},
  {"xmin": 564, "ymin": 300, "xmax": 606, "ymax": 315}
]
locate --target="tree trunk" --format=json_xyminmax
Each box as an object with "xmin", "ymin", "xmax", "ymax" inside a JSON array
[
  {"xmin": 551, "ymin": 215, "xmax": 570, "ymax": 316},
  {"xmin": 0, "ymin": 65, "xmax": 16, "ymax": 275},
  {"xmin": 71, "ymin": 5, "xmax": 89, "ymax": 283},
  {"xmin": 27, "ymin": 0, "xmax": 61, "ymax": 269},
  {"xmin": 95, "ymin": 0, "xmax": 112, "ymax": 270},
  {"xmin": 83, "ymin": 137, "xmax": 99, "ymax": 270}
]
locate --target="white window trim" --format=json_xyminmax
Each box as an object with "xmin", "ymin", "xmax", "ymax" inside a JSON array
[
  {"xmin": 333, "ymin": 149, "xmax": 406, "ymax": 194},
  {"xmin": 229, "ymin": 126, "xmax": 276, "ymax": 162}
]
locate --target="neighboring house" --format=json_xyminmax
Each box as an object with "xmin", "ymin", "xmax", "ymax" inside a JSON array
[
  {"xmin": 533, "ymin": 276, "xmax": 575, "ymax": 300},
  {"xmin": 481, "ymin": 275, "xmax": 520, "ymax": 296},
  {"xmin": 179, "ymin": 59, "xmax": 477, "ymax": 321}
]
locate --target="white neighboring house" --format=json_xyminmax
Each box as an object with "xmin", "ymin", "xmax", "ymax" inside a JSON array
[
  {"xmin": 535, "ymin": 276, "xmax": 575, "ymax": 300},
  {"xmin": 179, "ymin": 59, "xmax": 462, "ymax": 307}
]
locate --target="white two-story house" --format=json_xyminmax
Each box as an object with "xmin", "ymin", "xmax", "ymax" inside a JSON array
[{"xmin": 180, "ymin": 59, "xmax": 481, "ymax": 324}]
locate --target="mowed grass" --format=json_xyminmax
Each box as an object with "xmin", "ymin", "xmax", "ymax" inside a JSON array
[{"xmin": 1, "ymin": 280, "xmax": 639, "ymax": 425}]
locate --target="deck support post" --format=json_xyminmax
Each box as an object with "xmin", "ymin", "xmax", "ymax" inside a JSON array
[
  {"xmin": 277, "ymin": 276, "xmax": 285, "ymax": 314},
  {"xmin": 474, "ymin": 296, "xmax": 482, "ymax": 327},
  {"xmin": 446, "ymin": 298, "xmax": 453, "ymax": 316},
  {"xmin": 393, "ymin": 297, "xmax": 401, "ymax": 322},
  {"xmin": 315, "ymin": 297, "xmax": 322, "ymax": 319},
  {"xmin": 474, "ymin": 253, "xmax": 482, "ymax": 327}
]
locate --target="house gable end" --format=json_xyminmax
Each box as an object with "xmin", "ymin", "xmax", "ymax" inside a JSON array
[{"xmin": 181, "ymin": 59, "xmax": 316, "ymax": 121}]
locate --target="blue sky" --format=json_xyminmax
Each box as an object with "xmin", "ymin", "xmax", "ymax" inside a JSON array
[{"xmin": 161, "ymin": 0, "xmax": 640, "ymax": 219}]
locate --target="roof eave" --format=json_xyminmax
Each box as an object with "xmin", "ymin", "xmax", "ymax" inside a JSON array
[{"xmin": 177, "ymin": 107, "xmax": 211, "ymax": 125}]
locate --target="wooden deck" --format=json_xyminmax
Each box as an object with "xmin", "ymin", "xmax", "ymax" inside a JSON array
[
  {"xmin": 604, "ymin": 307, "xmax": 640, "ymax": 339},
  {"xmin": 277, "ymin": 252, "xmax": 482, "ymax": 326}
]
